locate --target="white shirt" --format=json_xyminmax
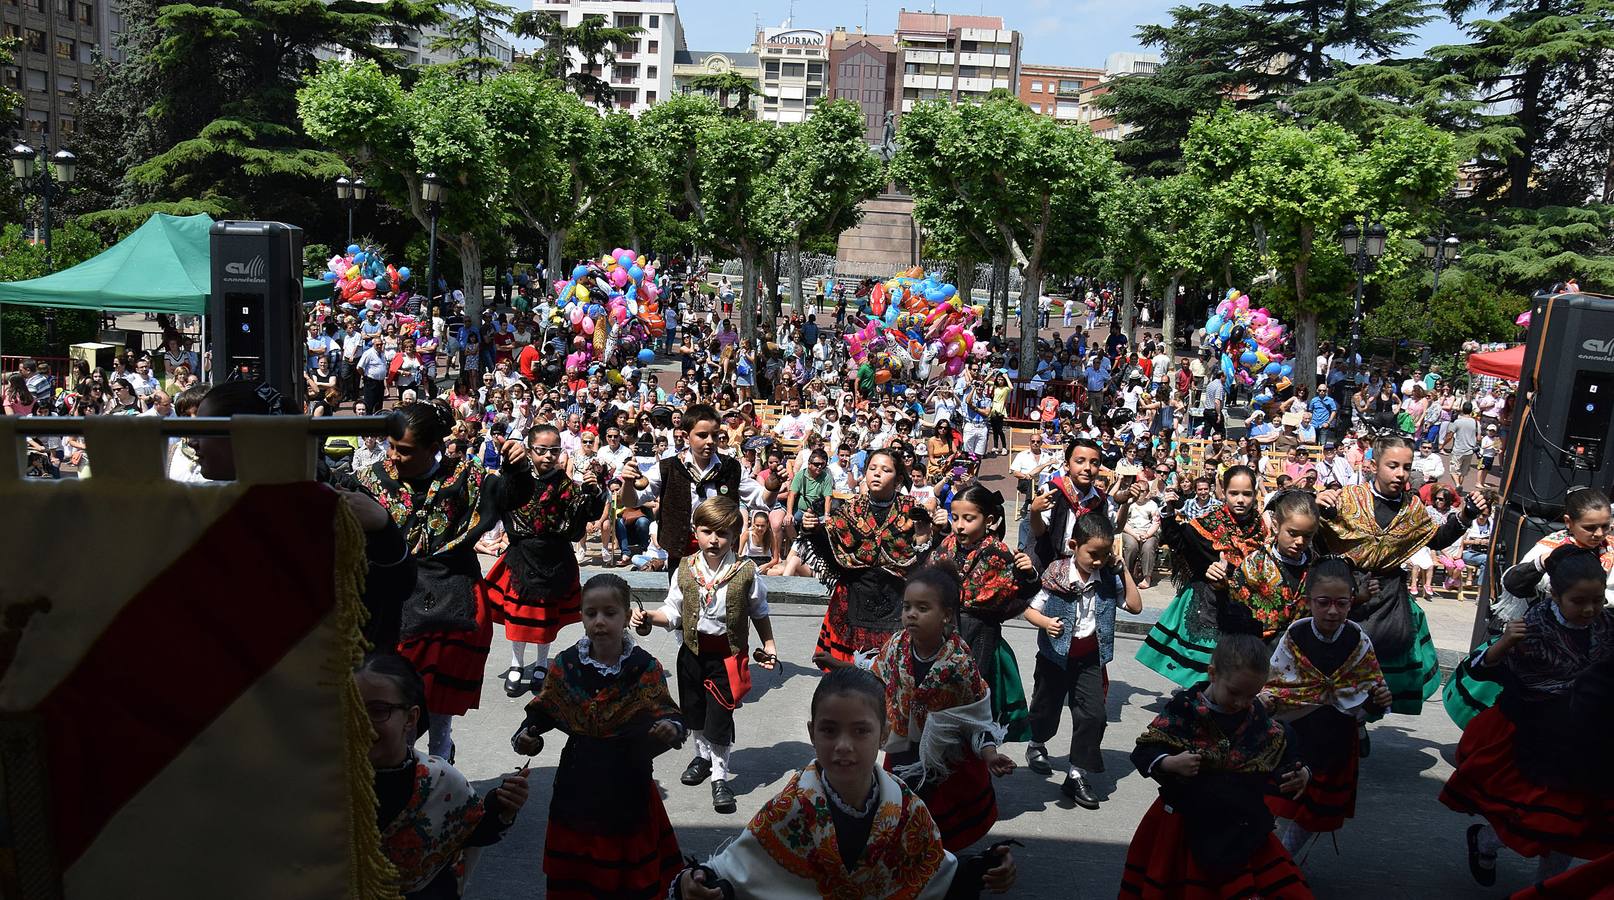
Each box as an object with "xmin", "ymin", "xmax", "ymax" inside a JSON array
[
  {"xmin": 773, "ymin": 412, "xmax": 812, "ymax": 441},
  {"xmin": 1412, "ymin": 452, "xmax": 1446, "ymax": 480},
  {"xmin": 1030, "ymin": 563, "xmax": 1101, "ymax": 640},
  {"xmin": 657, "ymin": 556, "xmax": 771, "ymax": 636},
  {"xmin": 637, "ymin": 450, "xmax": 761, "ymax": 513},
  {"xmin": 1010, "ymin": 448, "xmax": 1058, "ymax": 491},
  {"xmin": 1039, "ymin": 480, "xmax": 1117, "ymax": 549}
]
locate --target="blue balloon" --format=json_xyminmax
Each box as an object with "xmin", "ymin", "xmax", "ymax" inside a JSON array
[
  {"xmin": 320, "ymin": 271, "xmax": 337, "ymax": 281},
  {"xmin": 940, "ymin": 284, "xmax": 957, "ymax": 299},
  {"xmin": 1205, "ymin": 314, "xmax": 1223, "ymax": 334},
  {"xmin": 353, "ymin": 251, "xmax": 367, "ymax": 264},
  {"xmin": 628, "ymin": 265, "xmax": 644, "ymax": 282},
  {"xmin": 1221, "ymin": 354, "xmax": 1236, "ymax": 378},
  {"xmin": 589, "ymin": 303, "xmax": 604, "ymax": 318},
  {"xmin": 1280, "ymin": 364, "xmax": 1294, "ymax": 378},
  {"xmin": 572, "ymin": 264, "xmax": 589, "ymax": 279},
  {"xmin": 1263, "ymin": 362, "xmax": 1280, "ymax": 375},
  {"xmin": 637, "ymin": 348, "xmax": 655, "ymax": 365},
  {"xmin": 1240, "ymin": 351, "xmax": 1259, "ymax": 367},
  {"xmin": 346, "ymin": 244, "xmax": 361, "ymax": 256},
  {"xmin": 1219, "ymin": 323, "xmax": 1233, "ymax": 338},
  {"xmin": 1253, "ymin": 392, "xmax": 1274, "ymax": 405},
  {"xmin": 397, "ymin": 266, "xmax": 411, "ymax": 281}
]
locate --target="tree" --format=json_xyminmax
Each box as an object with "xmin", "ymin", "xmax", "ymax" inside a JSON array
[
  {"xmin": 512, "ymin": 10, "xmax": 645, "ymax": 107},
  {"xmin": 1146, "ymin": 173, "xmax": 1245, "ymax": 350},
  {"xmin": 428, "ymin": 0, "xmax": 513, "ymax": 83},
  {"xmin": 1453, "ymin": 204, "xmax": 1614, "ymax": 293},
  {"xmin": 1098, "ymin": 178, "xmax": 1159, "ymax": 337},
  {"xmin": 894, "ymin": 95, "xmax": 1119, "ymax": 376},
  {"xmin": 688, "ymin": 71, "xmax": 758, "ymax": 115},
  {"xmin": 761, "ymin": 100, "xmax": 885, "ymax": 315},
  {"xmin": 1365, "ymin": 269, "xmax": 1528, "ymax": 353},
  {"xmin": 299, "ymin": 60, "xmax": 508, "ymax": 320},
  {"xmin": 0, "ymin": 220, "xmax": 109, "ymax": 355}
]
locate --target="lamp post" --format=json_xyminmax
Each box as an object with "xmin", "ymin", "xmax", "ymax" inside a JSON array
[
  {"xmin": 420, "ymin": 172, "xmax": 445, "ymax": 324},
  {"xmin": 1337, "ymin": 220, "xmax": 1387, "ymax": 433},
  {"xmin": 336, "ymin": 175, "xmax": 368, "ymax": 247},
  {"xmin": 11, "ymin": 143, "xmax": 77, "ymax": 351},
  {"xmin": 1421, "ymin": 233, "xmax": 1460, "ymax": 298}
]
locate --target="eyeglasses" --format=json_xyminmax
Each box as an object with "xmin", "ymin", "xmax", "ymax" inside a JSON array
[
  {"xmin": 365, "ymin": 701, "xmax": 410, "ymax": 724},
  {"xmin": 530, "ymin": 445, "xmax": 562, "ymax": 456},
  {"xmin": 1312, "ymin": 598, "xmax": 1353, "ymax": 611}
]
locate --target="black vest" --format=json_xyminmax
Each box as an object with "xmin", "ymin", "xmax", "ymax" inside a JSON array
[{"xmin": 656, "ymin": 453, "xmax": 743, "ymax": 555}]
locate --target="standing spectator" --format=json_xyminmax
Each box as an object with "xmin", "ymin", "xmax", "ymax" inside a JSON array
[
  {"xmin": 1199, "ymin": 370, "xmax": 1225, "ymax": 437},
  {"xmin": 1444, "ymin": 402, "xmax": 1481, "ymax": 491},
  {"xmin": 358, "ymin": 334, "xmax": 390, "ymax": 413},
  {"xmin": 960, "ymin": 374, "xmax": 992, "ymax": 458},
  {"xmin": 1308, "ymin": 383, "xmax": 1339, "ymax": 444}
]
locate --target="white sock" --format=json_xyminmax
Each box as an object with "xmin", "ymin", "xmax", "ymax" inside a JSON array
[
  {"xmin": 710, "ymin": 743, "xmax": 732, "ymax": 781},
  {"xmin": 1537, "ymin": 851, "xmax": 1574, "ymax": 881},
  {"xmin": 530, "ymin": 642, "xmax": 551, "ymax": 670},
  {"xmin": 1029, "ymin": 741, "xmax": 1047, "ymax": 754},
  {"xmin": 1279, "ymin": 819, "xmax": 1311, "ymax": 855},
  {"xmin": 1067, "ymin": 764, "xmax": 1085, "ymax": 780},
  {"xmin": 426, "ymin": 713, "xmax": 453, "ymax": 759},
  {"xmin": 510, "ymin": 642, "xmax": 528, "ymax": 670},
  {"xmin": 693, "ymin": 731, "xmax": 711, "ymax": 761},
  {"xmin": 1476, "ymin": 825, "xmax": 1504, "ymax": 858}
]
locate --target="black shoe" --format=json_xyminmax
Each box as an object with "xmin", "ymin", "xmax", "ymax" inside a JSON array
[
  {"xmin": 712, "ymin": 778, "xmax": 737, "ymax": 813},
  {"xmin": 502, "ymin": 666, "xmax": 526, "ymax": 698},
  {"xmin": 1026, "ymin": 744, "xmax": 1053, "ymax": 776},
  {"xmin": 1466, "ymin": 824, "xmax": 1497, "ymax": 887},
  {"xmin": 1062, "ymin": 774, "xmax": 1100, "ymax": 810},
  {"xmin": 1358, "ymin": 722, "xmax": 1372, "ymax": 759},
  {"xmin": 681, "ymin": 756, "xmax": 712, "ymax": 786}
]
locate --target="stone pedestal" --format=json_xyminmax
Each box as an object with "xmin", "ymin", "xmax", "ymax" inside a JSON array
[{"xmin": 835, "ymin": 191, "xmax": 918, "ymax": 278}]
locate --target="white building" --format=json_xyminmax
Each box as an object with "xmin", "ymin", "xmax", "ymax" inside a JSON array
[
  {"xmin": 894, "ymin": 10, "xmax": 1020, "ymax": 115},
  {"xmin": 318, "ymin": 5, "xmax": 516, "ymax": 70},
  {"xmin": 754, "ymin": 25, "xmax": 828, "ymax": 123},
  {"xmin": 529, "ymin": 0, "xmax": 685, "ymax": 114}
]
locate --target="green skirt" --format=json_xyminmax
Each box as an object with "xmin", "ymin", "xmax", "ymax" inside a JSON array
[
  {"xmin": 991, "ymin": 640, "xmax": 1033, "ymax": 743},
  {"xmin": 1135, "ymin": 585, "xmax": 1215, "ymax": 689},
  {"xmin": 1379, "ymin": 600, "xmax": 1443, "ymax": 715},
  {"xmin": 1442, "ymin": 636, "xmax": 1500, "ymax": 730}
]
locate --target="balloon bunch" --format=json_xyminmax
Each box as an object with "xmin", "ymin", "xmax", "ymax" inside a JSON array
[
  {"xmin": 844, "ymin": 266, "xmax": 988, "ymax": 382},
  {"xmin": 1201, "ymin": 288, "xmax": 1291, "ymax": 392},
  {"xmin": 551, "ymin": 248, "xmax": 663, "ymax": 373},
  {"xmin": 320, "ymin": 243, "xmax": 411, "ymax": 310}
]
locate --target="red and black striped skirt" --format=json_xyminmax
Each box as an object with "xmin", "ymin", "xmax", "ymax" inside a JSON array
[
  {"xmin": 1120, "ymin": 797, "xmax": 1312, "ymax": 899},
  {"xmin": 396, "ymin": 594, "xmax": 492, "ymax": 718},
  {"xmin": 885, "ymin": 753, "xmax": 998, "ymax": 852},
  {"xmin": 815, "ymin": 584, "xmax": 895, "ymax": 670},
  {"xmin": 543, "ymin": 789, "xmax": 683, "ymax": 900},
  {"xmin": 1266, "ymin": 732, "xmax": 1359, "ymax": 834},
  {"xmin": 482, "ymin": 552, "xmax": 581, "ymax": 644},
  {"xmin": 1509, "ymin": 849, "xmax": 1614, "ymax": 900}
]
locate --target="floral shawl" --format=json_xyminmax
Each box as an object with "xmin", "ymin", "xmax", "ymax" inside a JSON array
[
  {"xmin": 823, "ymin": 494, "xmax": 924, "ymax": 577},
  {"xmin": 358, "ymin": 456, "xmax": 487, "ymax": 557},
  {"xmin": 700, "ymin": 761, "xmax": 956, "ymax": 900},
  {"xmin": 1507, "ymin": 600, "xmax": 1614, "ymax": 697},
  {"xmin": 871, "ymin": 630, "xmax": 988, "ymax": 742},
  {"xmin": 379, "ymin": 753, "xmax": 487, "ymax": 893},
  {"xmin": 1137, "ymin": 684, "xmax": 1288, "ymax": 774},
  {"xmin": 505, "ymin": 470, "xmax": 583, "ymax": 540},
  {"xmin": 1173, "ymin": 504, "xmax": 1267, "ymax": 586},
  {"xmin": 1264, "ymin": 620, "xmax": 1387, "ymax": 717},
  {"xmin": 1225, "ymin": 546, "xmax": 1308, "ymax": 640},
  {"xmin": 1320, "ymin": 484, "xmax": 1439, "ymax": 572},
  {"xmin": 938, "ymin": 534, "xmax": 1030, "ymax": 618},
  {"xmin": 527, "ymin": 642, "xmax": 681, "ymax": 738}
]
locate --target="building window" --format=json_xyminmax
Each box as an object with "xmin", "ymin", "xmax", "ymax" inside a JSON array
[
  {"xmin": 807, "ymin": 62, "xmax": 822, "ymax": 76},
  {"xmin": 78, "ymin": 0, "xmax": 93, "ymax": 25},
  {"xmin": 77, "ymin": 41, "xmax": 95, "ymax": 63},
  {"xmin": 26, "ymin": 110, "xmax": 47, "ymax": 133},
  {"xmin": 55, "ymin": 0, "xmax": 70, "ymax": 14},
  {"xmin": 1030, "ymin": 80, "xmax": 1042, "ymax": 92},
  {"xmin": 782, "ymin": 62, "xmax": 804, "ymax": 79},
  {"xmin": 55, "ymin": 74, "xmax": 76, "ymax": 93},
  {"xmin": 79, "ymin": 77, "xmax": 92, "ymax": 95},
  {"xmin": 25, "ymin": 29, "xmax": 47, "ymax": 54},
  {"xmin": 1, "ymin": 68, "xmax": 17, "ymax": 90},
  {"xmin": 614, "ymin": 64, "xmax": 638, "ymax": 84},
  {"xmin": 807, "ymin": 85, "xmax": 821, "ymax": 99},
  {"xmin": 1031, "ymin": 102, "xmax": 1041, "ymax": 113},
  {"xmin": 615, "ymin": 13, "xmax": 639, "ymax": 28},
  {"xmin": 58, "ymin": 115, "xmax": 75, "ymax": 134},
  {"xmin": 764, "ymin": 60, "xmax": 779, "ymax": 76},
  {"xmin": 1059, "ymin": 80, "xmax": 1082, "ymax": 94},
  {"xmin": 614, "ymin": 87, "xmax": 636, "ymax": 108},
  {"xmin": 26, "ymin": 68, "xmax": 46, "ymax": 92},
  {"xmin": 866, "ymin": 64, "xmax": 880, "ymax": 78},
  {"xmin": 904, "ymin": 62, "xmax": 919, "ymax": 75},
  {"xmin": 647, "ymin": 65, "xmax": 657, "ymax": 78},
  {"xmin": 648, "ymin": 14, "xmax": 659, "ymax": 27},
  {"xmin": 56, "ymin": 39, "xmax": 73, "ymax": 59},
  {"xmin": 2, "ymin": 24, "xmax": 18, "ymax": 42},
  {"xmin": 648, "ymin": 40, "xmax": 658, "ymax": 52},
  {"xmin": 957, "ymin": 65, "xmax": 977, "ymax": 78},
  {"xmin": 646, "ymin": 90, "xmax": 656, "ymax": 103}
]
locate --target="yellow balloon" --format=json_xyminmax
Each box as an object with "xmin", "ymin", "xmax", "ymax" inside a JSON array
[
  {"xmin": 973, "ymin": 305, "xmax": 987, "ymax": 319},
  {"xmin": 576, "ymin": 285, "xmax": 590, "ymax": 301},
  {"xmin": 600, "ymin": 254, "xmax": 613, "ymax": 267},
  {"xmin": 636, "ymin": 255, "xmax": 646, "ymax": 267}
]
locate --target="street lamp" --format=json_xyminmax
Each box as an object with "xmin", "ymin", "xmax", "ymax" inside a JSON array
[
  {"xmin": 335, "ymin": 175, "xmax": 368, "ymax": 247},
  {"xmin": 11, "ymin": 143, "xmax": 77, "ymax": 351},
  {"xmin": 420, "ymin": 172, "xmax": 445, "ymax": 322},
  {"xmin": 1337, "ymin": 220, "xmax": 1387, "ymax": 433},
  {"xmin": 1421, "ymin": 233, "xmax": 1460, "ymax": 297}
]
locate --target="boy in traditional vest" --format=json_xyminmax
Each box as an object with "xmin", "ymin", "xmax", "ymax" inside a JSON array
[
  {"xmin": 617, "ymin": 403, "xmax": 745, "ymax": 579},
  {"xmin": 633, "ymin": 495, "xmax": 778, "ymax": 814},
  {"xmin": 1022, "ymin": 511, "xmax": 1142, "ymax": 810}
]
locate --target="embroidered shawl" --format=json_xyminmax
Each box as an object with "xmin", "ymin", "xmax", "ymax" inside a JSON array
[
  {"xmin": 528, "ymin": 643, "xmax": 681, "ymax": 738},
  {"xmin": 872, "ymin": 630, "xmax": 989, "ymax": 742},
  {"xmin": 358, "ymin": 456, "xmax": 487, "ymax": 557},
  {"xmin": 1136, "ymin": 685, "xmax": 1289, "ymax": 774},
  {"xmin": 379, "ymin": 754, "xmax": 487, "ymax": 893},
  {"xmin": 1264, "ymin": 620, "xmax": 1387, "ymax": 717},
  {"xmin": 824, "ymin": 494, "xmax": 924, "ymax": 576},
  {"xmin": 506, "ymin": 470, "xmax": 582, "ymax": 539},
  {"xmin": 939, "ymin": 534, "xmax": 1029, "ymax": 618},
  {"xmin": 701, "ymin": 762, "xmax": 956, "ymax": 900},
  {"xmin": 1508, "ymin": 601, "xmax": 1614, "ymax": 697},
  {"xmin": 1226, "ymin": 547, "xmax": 1308, "ymax": 640},
  {"xmin": 1320, "ymin": 484, "xmax": 1439, "ymax": 572},
  {"xmin": 1178, "ymin": 504, "xmax": 1267, "ymax": 582}
]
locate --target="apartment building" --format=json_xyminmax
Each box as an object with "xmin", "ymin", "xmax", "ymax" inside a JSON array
[
  {"xmin": 2, "ymin": 0, "xmax": 115, "ymax": 143},
  {"xmin": 827, "ymin": 28, "xmax": 896, "ymax": 145},
  {"xmin": 893, "ymin": 10, "xmax": 1020, "ymax": 115},
  {"xmin": 529, "ymin": 0, "xmax": 685, "ymax": 114},
  {"xmin": 1017, "ymin": 63, "xmax": 1104, "ymax": 121}
]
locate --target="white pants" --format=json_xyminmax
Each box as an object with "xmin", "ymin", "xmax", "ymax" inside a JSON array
[{"xmin": 962, "ymin": 422, "xmax": 989, "ymax": 456}]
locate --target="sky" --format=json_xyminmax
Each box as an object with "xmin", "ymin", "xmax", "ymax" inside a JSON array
[{"xmin": 662, "ymin": 0, "xmax": 1473, "ymax": 68}]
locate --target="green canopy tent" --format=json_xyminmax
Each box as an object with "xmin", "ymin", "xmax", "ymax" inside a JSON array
[{"xmin": 0, "ymin": 212, "xmax": 333, "ymax": 315}]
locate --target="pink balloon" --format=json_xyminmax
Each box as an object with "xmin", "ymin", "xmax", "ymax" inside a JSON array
[
  {"xmin": 610, "ymin": 268, "xmax": 630, "ymax": 288},
  {"xmin": 570, "ymin": 305, "xmax": 584, "ymax": 325},
  {"xmin": 944, "ymin": 356, "xmax": 965, "ymax": 376},
  {"xmin": 581, "ymin": 316, "xmax": 594, "ymax": 335}
]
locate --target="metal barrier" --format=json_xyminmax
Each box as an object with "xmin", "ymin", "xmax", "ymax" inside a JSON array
[
  {"xmin": 1005, "ymin": 377, "xmax": 1085, "ymax": 426},
  {"xmin": 2, "ymin": 354, "xmax": 71, "ymax": 378}
]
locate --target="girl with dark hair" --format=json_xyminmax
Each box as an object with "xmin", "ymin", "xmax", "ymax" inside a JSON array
[
  {"xmin": 1262, "ymin": 557, "xmax": 1392, "ymax": 854},
  {"xmin": 935, "ymin": 483, "xmax": 1040, "ymax": 742},
  {"xmin": 800, "ymin": 448, "xmax": 939, "ymax": 670},
  {"xmin": 355, "ymin": 401, "xmax": 535, "ymax": 760},
  {"xmin": 869, "ymin": 565, "xmax": 1017, "ymax": 851},
  {"xmin": 1442, "ymin": 544, "xmax": 1614, "ymax": 887},
  {"xmin": 1224, "ymin": 491, "xmax": 1320, "ymax": 643},
  {"xmin": 358, "ymin": 653, "xmax": 529, "ymax": 899},
  {"xmin": 1136, "ymin": 466, "xmax": 1270, "ymax": 688}
]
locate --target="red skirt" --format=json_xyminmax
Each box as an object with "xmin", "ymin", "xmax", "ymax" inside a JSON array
[
  {"xmin": 396, "ymin": 594, "xmax": 492, "ymax": 718},
  {"xmin": 814, "ymin": 584, "xmax": 895, "ymax": 669},
  {"xmin": 885, "ymin": 753, "xmax": 998, "ymax": 852},
  {"xmin": 543, "ymin": 790, "xmax": 683, "ymax": 900},
  {"xmin": 1120, "ymin": 798, "xmax": 1312, "ymax": 900},
  {"xmin": 482, "ymin": 553, "xmax": 581, "ymax": 644},
  {"xmin": 1510, "ymin": 850, "xmax": 1614, "ymax": 900},
  {"xmin": 1266, "ymin": 732, "xmax": 1359, "ymax": 834},
  {"xmin": 1440, "ymin": 706, "xmax": 1614, "ymax": 860}
]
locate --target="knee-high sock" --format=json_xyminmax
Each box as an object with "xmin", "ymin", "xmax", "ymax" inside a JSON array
[
  {"xmin": 510, "ymin": 642, "xmax": 528, "ymax": 670},
  {"xmin": 693, "ymin": 731, "xmax": 712, "ymax": 761},
  {"xmin": 710, "ymin": 743, "xmax": 732, "ymax": 781},
  {"xmin": 1279, "ymin": 819, "xmax": 1311, "ymax": 855},
  {"xmin": 1476, "ymin": 825, "xmax": 1505, "ymax": 857},
  {"xmin": 1537, "ymin": 852, "xmax": 1574, "ymax": 881},
  {"xmin": 427, "ymin": 713, "xmax": 454, "ymax": 759},
  {"xmin": 530, "ymin": 642, "xmax": 551, "ymax": 670}
]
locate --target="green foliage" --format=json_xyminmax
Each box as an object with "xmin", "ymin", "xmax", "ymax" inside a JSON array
[
  {"xmin": 1365, "ymin": 269, "xmax": 1529, "ymax": 353},
  {"xmin": 427, "ymin": 0, "xmax": 512, "ymax": 83},
  {"xmin": 0, "ymin": 220, "xmax": 112, "ymax": 356},
  {"xmin": 1453, "ymin": 205, "xmax": 1614, "ymax": 293},
  {"xmin": 688, "ymin": 71, "xmax": 758, "ymax": 115}
]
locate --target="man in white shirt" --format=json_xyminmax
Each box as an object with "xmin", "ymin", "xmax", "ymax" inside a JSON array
[
  {"xmin": 1011, "ymin": 433, "xmax": 1061, "ymax": 548},
  {"xmin": 772, "ymin": 399, "xmax": 813, "ymax": 441},
  {"xmin": 138, "ymin": 390, "xmax": 174, "ymax": 417},
  {"xmin": 1151, "ymin": 349, "xmax": 1171, "ymax": 387},
  {"xmin": 127, "ymin": 358, "xmax": 160, "ymax": 398},
  {"xmin": 1315, "ymin": 442, "xmax": 1360, "ymax": 488},
  {"xmin": 1410, "ymin": 440, "xmax": 1446, "ymax": 488},
  {"xmin": 559, "ymin": 413, "xmax": 584, "ymax": 456},
  {"xmin": 596, "ymin": 424, "xmax": 634, "ymax": 476}
]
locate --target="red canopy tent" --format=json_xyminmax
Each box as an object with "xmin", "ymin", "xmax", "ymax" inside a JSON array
[{"xmin": 1467, "ymin": 344, "xmax": 1524, "ymax": 380}]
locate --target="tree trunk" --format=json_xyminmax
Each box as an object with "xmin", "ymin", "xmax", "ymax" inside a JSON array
[
  {"xmin": 1508, "ymin": 61, "xmax": 1547, "ymax": 207},
  {"xmin": 1121, "ymin": 271, "xmax": 1137, "ymax": 338},
  {"xmin": 546, "ymin": 229, "xmax": 565, "ymax": 297},
  {"xmin": 761, "ymin": 254, "xmax": 779, "ymax": 333},
  {"xmin": 457, "ymin": 237, "xmax": 484, "ymax": 323},
  {"xmin": 1019, "ymin": 263, "xmax": 1042, "ymax": 377},
  {"xmin": 955, "ymin": 256, "xmax": 976, "ymax": 311},
  {"xmin": 1164, "ymin": 270, "xmax": 1182, "ymax": 354},
  {"xmin": 1294, "ymin": 308, "xmax": 1319, "ymax": 396},
  {"xmin": 789, "ymin": 242, "xmax": 805, "ymax": 315},
  {"xmin": 993, "ymin": 256, "xmax": 1010, "ymax": 333},
  {"xmin": 740, "ymin": 254, "xmax": 758, "ymax": 344}
]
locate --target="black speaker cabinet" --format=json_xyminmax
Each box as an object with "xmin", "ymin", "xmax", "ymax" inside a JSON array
[{"xmin": 209, "ymin": 221, "xmax": 304, "ymax": 409}]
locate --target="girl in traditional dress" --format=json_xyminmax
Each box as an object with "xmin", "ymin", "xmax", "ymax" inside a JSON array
[
  {"xmin": 1261, "ymin": 557, "xmax": 1392, "ymax": 855},
  {"xmin": 1136, "ymin": 465, "xmax": 1268, "ymax": 688},
  {"xmin": 1445, "ymin": 488, "xmax": 1614, "ymax": 729},
  {"xmin": 355, "ymin": 401, "xmax": 534, "ymax": 759},
  {"xmin": 1224, "ymin": 491, "xmax": 1320, "ymax": 645},
  {"xmin": 1121, "ymin": 633, "xmax": 1313, "ymax": 900},
  {"xmin": 358, "ymin": 653, "xmax": 529, "ymax": 899},
  {"xmin": 511, "ymin": 574, "xmax": 687, "ymax": 900},
  {"xmin": 671, "ymin": 667, "xmax": 1018, "ymax": 899},
  {"xmin": 1315, "ymin": 435, "xmax": 1486, "ymax": 715},
  {"xmin": 934, "ymin": 484, "xmax": 1041, "ymax": 742},
  {"xmin": 801, "ymin": 448, "xmax": 939, "ymax": 670},
  {"xmin": 869, "ymin": 566, "xmax": 1018, "ymax": 851},
  {"xmin": 1442, "ymin": 545, "xmax": 1614, "ymax": 888},
  {"xmin": 482, "ymin": 423, "xmax": 606, "ymax": 697}
]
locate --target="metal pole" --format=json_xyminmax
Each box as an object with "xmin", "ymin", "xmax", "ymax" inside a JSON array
[
  {"xmin": 426, "ymin": 204, "xmax": 439, "ymax": 324},
  {"xmin": 1344, "ymin": 239, "xmax": 1367, "ymax": 434},
  {"xmin": 41, "ymin": 173, "xmax": 52, "ymax": 272},
  {"xmin": 346, "ymin": 203, "xmax": 354, "ymax": 248}
]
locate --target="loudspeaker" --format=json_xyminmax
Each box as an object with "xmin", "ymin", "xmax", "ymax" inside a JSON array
[{"xmin": 209, "ymin": 221, "xmax": 304, "ymax": 409}]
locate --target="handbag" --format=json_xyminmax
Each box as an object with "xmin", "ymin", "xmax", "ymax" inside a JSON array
[{"xmin": 704, "ymin": 652, "xmax": 753, "ymax": 710}]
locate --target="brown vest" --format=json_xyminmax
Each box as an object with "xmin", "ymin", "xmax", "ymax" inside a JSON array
[
  {"xmin": 675, "ymin": 556, "xmax": 755, "ymax": 656},
  {"xmin": 656, "ymin": 453, "xmax": 743, "ymax": 555}
]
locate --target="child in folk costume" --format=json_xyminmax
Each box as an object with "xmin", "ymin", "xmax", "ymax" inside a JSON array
[
  {"xmin": 1224, "ymin": 492, "xmax": 1320, "ymax": 645},
  {"xmin": 632, "ymin": 495, "xmax": 778, "ymax": 814},
  {"xmin": 800, "ymin": 448, "xmax": 939, "ymax": 670},
  {"xmin": 511, "ymin": 574, "xmax": 686, "ymax": 900},
  {"xmin": 869, "ymin": 565, "xmax": 1018, "ymax": 851},
  {"xmin": 484, "ymin": 423, "xmax": 607, "ymax": 697},
  {"xmin": 1445, "ymin": 488, "xmax": 1614, "ymax": 729},
  {"xmin": 1021, "ymin": 512, "xmax": 1143, "ymax": 810},
  {"xmin": 358, "ymin": 653, "xmax": 529, "ymax": 900},
  {"xmin": 1121, "ymin": 633, "xmax": 1313, "ymax": 900},
  {"xmin": 1027, "ymin": 439, "xmax": 1119, "ymax": 568},
  {"xmin": 1136, "ymin": 465, "xmax": 1269, "ymax": 688},
  {"xmin": 672, "ymin": 668, "xmax": 1019, "ymax": 900},
  {"xmin": 1442, "ymin": 545, "xmax": 1614, "ymax": 888},
  {"xmin": 617, "ymin": 403, "xmax": 747, "ymax": 579},
  {"xmin": 1315, "ymin": 434, "xmax": 1487, "ymax": 715},
  {"xmin": 355, "ymin": 401, "xmax": 535, "ymax": 759},
  {"xmin": 1261, "ymin": 558, "xmax": 1392, "ymax": 855},
  {"xmin": 935, "ymin": 483, "xmax": 1041, "ymax": 742}
]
